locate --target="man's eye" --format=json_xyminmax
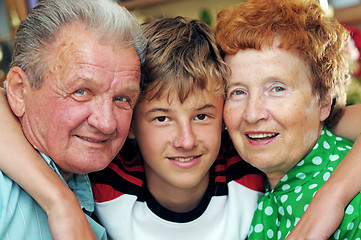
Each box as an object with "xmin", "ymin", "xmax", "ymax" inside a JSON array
[
  {"xmin": 114, "ymin": 96, "xmax": 128, "ymax": 102},
  {"xmin": 75, "ymin": 89, "xmax": 86, "ymax": 95},
  {"xmin": 72, "ymin": 89, "xmax": 91, "ymax": 102},
  {"xmin": 114, "ymin": 96, "xmax": 132, "ymax": 110}
]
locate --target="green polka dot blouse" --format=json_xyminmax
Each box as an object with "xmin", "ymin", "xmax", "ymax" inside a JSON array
[{"xmin": 248, "ymin": 127, "xmax": 360, "ymax": 240}]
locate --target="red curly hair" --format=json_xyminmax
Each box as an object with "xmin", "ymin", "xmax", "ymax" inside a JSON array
[{"xmin": 214, "ymin": 0, "xmax": 350, "ymax": 127}]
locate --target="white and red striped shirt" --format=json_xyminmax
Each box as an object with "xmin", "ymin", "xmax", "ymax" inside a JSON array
[{"xmin": 90, "ymin": 131, "xmax": 264, "ymax": 240}]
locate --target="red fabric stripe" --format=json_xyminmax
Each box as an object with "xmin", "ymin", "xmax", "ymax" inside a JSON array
[
  {"xmin": 235, "ymin": 174, "xmax": 265, "ymax": 192},
  {"xmin": 117, "ymin": 155, "xmax": 144, "ymax": 172},
  {"xmin": 215, "ymin": 163, "xmax": 226, "ymax": 173},
  {"xmin": 92, "ymin": 183, "xmax": 123, "ymax": 202},
  {"xmin": 215, "ymin": 175, "xmax": 226, "ymax": 183},
  {"xmin": 108, "ymin": 162, "xmax": 143, "ymax": 187},
  {"xmin": 226, "ymin": 156, "xmax": 241, "ymax": 168}
]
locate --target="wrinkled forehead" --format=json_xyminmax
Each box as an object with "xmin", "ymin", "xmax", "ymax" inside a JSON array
[{"xmin": 46, "ymin": 25, "xmax": 140, "ymax": 78}]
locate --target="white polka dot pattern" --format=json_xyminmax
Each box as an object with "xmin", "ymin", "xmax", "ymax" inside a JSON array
[{"xmin": 248, "ymin": 127, "xmax": 359, "ymax": 240}]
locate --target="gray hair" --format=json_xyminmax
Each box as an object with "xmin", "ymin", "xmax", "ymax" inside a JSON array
[{"xmin": 11, "ymin": 0, "xmax": 146, "ymax": 88}]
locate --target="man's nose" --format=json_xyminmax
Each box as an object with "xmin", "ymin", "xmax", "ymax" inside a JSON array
[{"xmin": 88, "ymin": 99, "xmax": 117, "ymax": 135}]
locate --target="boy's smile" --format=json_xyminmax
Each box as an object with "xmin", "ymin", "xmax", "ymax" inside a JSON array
[{"xmin": 129, "ymin": 88, "xmax": 224, "ymax": 212}]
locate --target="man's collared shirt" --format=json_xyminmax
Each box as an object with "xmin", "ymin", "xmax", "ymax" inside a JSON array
[{"xmin": 0, "ymin": 152, "xmax": 107, "ymax": 239}]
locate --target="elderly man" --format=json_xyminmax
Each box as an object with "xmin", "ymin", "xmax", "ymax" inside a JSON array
[{"xmin": 0, "ymin": 0, "xmax": 146, "ymax": 239}]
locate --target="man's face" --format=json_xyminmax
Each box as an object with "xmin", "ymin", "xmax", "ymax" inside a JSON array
[{"xmin": 20, "ymin": 25, "xmax": 141, "ymax": 177}]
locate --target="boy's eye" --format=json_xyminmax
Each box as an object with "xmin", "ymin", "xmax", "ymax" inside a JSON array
[
  {"xmin": 195, "ymin": 114, "xmax": 208, "ymax": 120},
  {"xmin": 155, "ymin": 116, "xmax": 168, "ymax": 122}
]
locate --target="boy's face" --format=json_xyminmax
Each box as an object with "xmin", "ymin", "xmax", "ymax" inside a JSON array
[{"xmin": 130, "ymin": 87, "xmax": 224, "ymax": 200}]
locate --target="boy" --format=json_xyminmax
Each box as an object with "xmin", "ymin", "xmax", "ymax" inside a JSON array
[{"xmin": 90, "ymin": 16, "xmax": 264, "ymax": 240}]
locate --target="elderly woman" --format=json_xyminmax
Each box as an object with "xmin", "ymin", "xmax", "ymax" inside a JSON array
[{"xmin": 215, "ymin": 0, "xmax": 361, "ymax": 239}]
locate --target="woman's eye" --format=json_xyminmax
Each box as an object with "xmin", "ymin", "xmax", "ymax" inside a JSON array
[
  {"xmin": 234, "ymin": 89, "xmax": 246, "ymax": 95},
  {"xmin": 273, "ymin": 86, "xmax": 285, "ymax": 92},
  {"xmin": 226, "ymin": 88, "xmax": 247, "ymax": 101},
  {"xmin": 269, "ymin": 82, "xmax": 287, "ymax": 94}
]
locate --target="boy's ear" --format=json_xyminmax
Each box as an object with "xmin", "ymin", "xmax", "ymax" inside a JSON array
[
  {"xmin": 128, "ymin": 125, "xmax": 136, "ymax": 139},
  {"xmin": 6, "ymin": 66, "xmax": 30, "ymax": 118}
]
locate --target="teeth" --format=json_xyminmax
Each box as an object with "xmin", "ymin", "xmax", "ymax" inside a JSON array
[
  {"xmin": 79, "ymin": 136, "xmax": 103, "ymax": 143},
  {"xmin": 247, "ymin": 133, "xmax": 276, "ymax": 139},
  {"xmin": 173, "ymin": 157, "xmax": 195, "ymax": 162}
]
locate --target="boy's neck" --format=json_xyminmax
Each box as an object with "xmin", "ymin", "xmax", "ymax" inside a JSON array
[{"xmin": 146, "ymin": 172, "xmax": 210, "ymax": 213}]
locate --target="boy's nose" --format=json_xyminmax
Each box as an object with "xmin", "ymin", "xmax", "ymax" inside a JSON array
[{"xmin": 172, "ymin": 123, "xmax": 198, "ymax": 150}]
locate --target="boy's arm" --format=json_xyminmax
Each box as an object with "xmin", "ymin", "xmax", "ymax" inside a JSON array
[
  {"xmin": 0, "ymin": 88, "xmax": 97, "ymax": 240},
  {"xmin": 286, "ymin": 104, "xmax": 361, "ymax": 240}
]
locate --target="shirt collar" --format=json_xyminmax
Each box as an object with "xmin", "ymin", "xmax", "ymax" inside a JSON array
[
  {"xmin": 39, "ymin": 152, "xmax": 95, "ymax": 214},
  {"xmin": 267, "ymin": 127, "xmax": 342, "ymax": 195}
]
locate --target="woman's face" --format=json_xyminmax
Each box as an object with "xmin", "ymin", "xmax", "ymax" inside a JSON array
[{"xmin": 224, "ymin": 45, "xmax": 331, "ymax": 188}]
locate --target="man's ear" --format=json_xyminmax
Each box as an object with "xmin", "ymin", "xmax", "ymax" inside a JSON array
[
  {"xmin": 6, "ymin": 66, "xmax": 30, "ymax": 118},
  {"xmin": 128, "ymin": 125, "xmax": 136, "ymax": 139},
  {"xmin": 319, "ymin": 98, "xmax": 332, "ymax": 122}
]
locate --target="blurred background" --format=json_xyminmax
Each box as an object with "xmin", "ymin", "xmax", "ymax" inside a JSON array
[{"xmin": 1, "ymin": 0, "xmax": 361, "ymax": 104}]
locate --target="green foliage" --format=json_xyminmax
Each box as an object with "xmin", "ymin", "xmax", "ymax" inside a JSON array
[
  {"xmin": 200, "ymin": 9, "xmax": 212, "ymax": 26},
  {"xmin": 347, "ymin": 76, "xmax": 361, "ymax": 105}
]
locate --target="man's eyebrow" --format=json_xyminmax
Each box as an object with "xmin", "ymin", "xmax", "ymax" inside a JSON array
[
  {"xmin": 74, "ymin": 76, "xmax": 140, "ymax": 93},
  {"xmin": 72, "ymin": 77, "xmax": 102, "ymax": 88},
  {"xmin": 127, "ymin": 84, "xmax": 140, "ymax": 92}
]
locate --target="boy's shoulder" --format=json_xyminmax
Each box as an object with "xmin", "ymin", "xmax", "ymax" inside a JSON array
[
  {"xmin": 90, "ymin": 132, "xmax": 265, "ymax": 203},
  {"xmin": 90, "ymin": 138, "xmax": 145, "ymax": 203}
]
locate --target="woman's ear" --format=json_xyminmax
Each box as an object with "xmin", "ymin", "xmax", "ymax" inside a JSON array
[
  {"xmin": 319, "ymin": 98, "xmax": 332, "ymax": 122},
  {"xmin": 6, "ymin": 66, "xmax": 30, "ymax": 118}
]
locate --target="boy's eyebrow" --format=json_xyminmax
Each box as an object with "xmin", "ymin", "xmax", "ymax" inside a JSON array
[
  {"xmin": 145, "ymin": 104, "xmax": 216, "ymax": 115},
  {"xmin": 148, "ymin": 108, "xmax": 170, "ymax": 113},
  {"xmin": 145, "ymin": 108, "xmax": 171, "ymax": 116},
  {"xmin": 197, "ymin": 104, "xmax": 216, "ymax": 111}
]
